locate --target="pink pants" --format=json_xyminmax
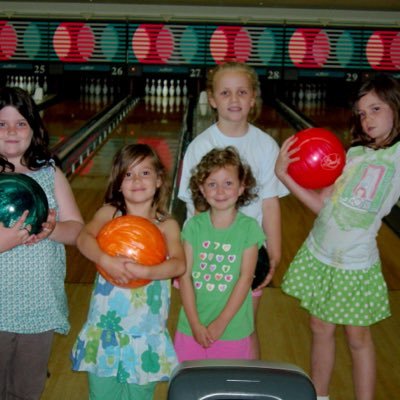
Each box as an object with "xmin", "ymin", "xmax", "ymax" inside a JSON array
[{"xmin": 174, "ymin": 331, "xmax": 253, "ymax": 362}]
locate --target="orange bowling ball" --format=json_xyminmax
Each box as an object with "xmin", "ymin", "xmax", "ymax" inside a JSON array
[{"xmin": 96, "ymin": 215, "xmax": 167, "ymax": 288}]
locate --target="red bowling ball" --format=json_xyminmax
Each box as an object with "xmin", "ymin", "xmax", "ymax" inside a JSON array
[{"xmin": 288, "ymin": 127, "xmax": 346, "ymax": 189}]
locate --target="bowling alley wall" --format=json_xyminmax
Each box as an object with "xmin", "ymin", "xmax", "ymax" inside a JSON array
[{"xmin": 1, "ymin": 20, "xmax": 400, "ymax": 89}]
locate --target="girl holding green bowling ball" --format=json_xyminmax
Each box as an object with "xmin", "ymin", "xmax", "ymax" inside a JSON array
[{"xmin": 0, "ymin": 87, "xmax": 83, "ymax": 400}]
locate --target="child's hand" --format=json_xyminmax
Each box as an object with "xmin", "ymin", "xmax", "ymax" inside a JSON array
[
  {"xmin": 99, "ymin": 254, "xmax": 134, "ymax": 286},
  {"xmin": 192, "ymin": 323, "xmax": 214, "ymax": 348},
  {"xmin": 252, "ymin": 257, "xmax": 278, "ymax": 291},
  {"xmin": 124, "ymin": 261, "xmax": 149, "ymax": 281},
  {"xmin": 207, "ymin": 318, "xmax": 228, "ymax": 343},
  {"xmin": 0, "ymin": 210, "xmax": 31, "ymax": 252},
  {"xmin": 275, "ymin": 135, "xmax": 300, "ymax": 179},
  {"xmin": 25, "ymin": 208, "xmax": 57, "ymax": 245}
]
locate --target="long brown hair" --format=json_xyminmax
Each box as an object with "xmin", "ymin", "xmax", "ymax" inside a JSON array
[
  {"xmin": 0, "ymin": 87, "xmax": 52, "ymax": 172},
  {"xmin": 104, "ymin": 143, "xmax": 171, "ymax": 217},
  {"xmin": 351, "ymin": 74, "xmax": 400, "ymax": 149}
]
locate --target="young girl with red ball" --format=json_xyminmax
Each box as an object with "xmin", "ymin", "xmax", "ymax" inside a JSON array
[{"xmin": 275, "ymin": 74, "xmax": 400, "ymax": 400}]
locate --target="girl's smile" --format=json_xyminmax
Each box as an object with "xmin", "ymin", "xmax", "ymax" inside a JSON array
[
  {"xmin": 200, "ymin": 165, "xmax": 244, "ymax": 212},
  {"xmin": 0, "ymin": 106, "xmax": 33, "ymax": 163},
  {"xmin": 209, "ymin": 70, "xmax": 256, "ymax": 128},
  {"xmin": 120, "ymin": 156, "xmax": 161, "ymax": 203}
]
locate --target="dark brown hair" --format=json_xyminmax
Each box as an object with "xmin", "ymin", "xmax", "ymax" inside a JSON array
[
  {"xmin": 104, "ymin": 143, "xmax": 171, "ymax": 217},
  {"xmin": 0, "ymin": 87, "xmax": 52, "ymax": 172},
  {"xmin": 351, "ymin": 74, "xmax": 400, "ymax": 149}
]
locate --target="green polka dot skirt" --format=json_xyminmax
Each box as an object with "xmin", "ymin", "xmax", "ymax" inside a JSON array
[{"xmin": 281, "ymin": 244, "xmax": 391, "ymax": 326}]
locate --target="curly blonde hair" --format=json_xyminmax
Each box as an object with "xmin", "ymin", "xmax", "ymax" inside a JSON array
[{"xmin": 189, "ymin": 146, "xmax": 257, "ymax": 212}]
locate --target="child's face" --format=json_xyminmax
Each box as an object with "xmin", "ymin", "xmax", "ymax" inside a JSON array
[
  {"xmin": 200, "ymin": 165, "xmax": 244, "ymax": 212},
  {"xmin": 357, "ymin": 90, "xmax": 394, "ymax": 146},
  {"xmin": 0, "ymin": 106, "xmax": 33, "ymax": 161},
  {"xmin": 120, "ymin": 156, "xmax": 161, "ymax": 205},
  {"xmin": 208, "ymin": 70, "xmax": 256, "ymax": 125}
]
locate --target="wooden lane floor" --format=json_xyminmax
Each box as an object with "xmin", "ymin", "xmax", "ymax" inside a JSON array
[
  {"xmin": 42, "ymin": 95, "xmax": 114, "ymax": 148},
  {"xmin": 41, "ymin": 98, "xmax": 400, "ymax": 400},
  {"xmin": 42, "ymin": 285, "xmax": 400, "ymax": 400},
  {"xmin": 66, "ymin": 96, "xmax": 184, "ymax": 283}
]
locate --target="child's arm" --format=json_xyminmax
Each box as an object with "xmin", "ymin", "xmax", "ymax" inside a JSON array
[
  {"xmin": 125, "ymin": 218, "xmax": 186, "ymax": 280},
  {"xmin": 51, "ymin": 167, "xmax": 83, "ymax": 244},
  {"xmin": 30, "ymin": 168, "xmax": 83, "ymax": 245},
  {"xmin": 0, "ymin": 210, "xmax": 31, "ymax": 253},
  {"xmin": 77, "ymin": 205, "xmax": 134, "ymax": 285},
  {"xmin": 179, "ymin": 240, "xmax": 213, "ymax": 348},
  {"xmin": 275, "ymin": 136, "xmax": 334, "ymax": 214},
  {"xmin": 254, "ymin": 196, "xmax": 281, "ymax": 289},
  {"xmin": 207, "ymin": 243, "xmax": 258, "ymax": 342}
]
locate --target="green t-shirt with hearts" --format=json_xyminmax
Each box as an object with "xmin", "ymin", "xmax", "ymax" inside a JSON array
[{"xmin": 177, "ymin": 211, "xmax": 265, "ymax": 340}]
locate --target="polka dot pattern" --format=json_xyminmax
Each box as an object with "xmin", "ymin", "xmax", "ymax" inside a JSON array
[{"xmin": 281, "ymin": 245, "xmax": 390, "ymax": 326}]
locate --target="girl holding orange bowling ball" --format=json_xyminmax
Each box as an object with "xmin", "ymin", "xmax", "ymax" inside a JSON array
[
  {"xmin": 71, "ymin": 144, "xmax": 185, "ymax": 400},
  {"xmin": 275, "ymin": 74, "xmax": 400, "ymax": 400},
  {"xmin": 0, "ymin": 87, "xmax": 83, "ymax": 400}
]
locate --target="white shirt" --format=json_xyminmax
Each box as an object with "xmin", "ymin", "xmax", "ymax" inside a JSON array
[{"xmin": 178, "ymin": 123, "xmax": 289, "ymax": 225}]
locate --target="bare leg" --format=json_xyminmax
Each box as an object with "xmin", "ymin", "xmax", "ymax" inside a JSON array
[
  {"xmin": 250, "ymin": 295, "xmax": 261, "ymax": 359},
  {"xmin": 310, "ymin": 316, "xmax": 336, "ymax": 396},
  {"xmin": 345, "ymin": 325, "xmax": 375, "ymax": 400}
]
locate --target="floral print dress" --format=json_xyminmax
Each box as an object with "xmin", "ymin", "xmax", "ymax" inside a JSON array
[{"xmin": 71, "ymin": 273, "xmax": 178, "ymax": 385}]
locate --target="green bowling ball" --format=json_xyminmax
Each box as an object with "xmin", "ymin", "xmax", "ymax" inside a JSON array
[{"xmin": 0, "ymin": 173, "xmax": 49, "ymax": 234}]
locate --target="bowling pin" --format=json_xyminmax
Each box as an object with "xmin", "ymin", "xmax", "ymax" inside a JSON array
[
  {"xmin": 145, "ymin": 78, "xmax": 150, "ymax": 95},
  {"xmin": 198, "ymin": 90, "xmax": 208, "ymax": 105},
  {"xmin": 199, "ymin": 103, "xmax": 208, "ymax": 117},
  {"xmin": 33, "ymin": 86, "xmax": 44, "ymax": 102},
  {"xmin": 95, "ymin": 78, "xmax": 102, "ymax": 96},
  {"xmin": 182, "ymin": 79, "xmax": 188, "ymax": 97},
  {"xmin": 102, "ymin": 78, "xmax": 108, "ymax": 95},
  {"xmin": 162, "ymin": 79, "xmax": 168, "ymax": 97},
  {"xmin": 84, "ymin": 77, "xmax": 90, "ymax": 94},
  {"xmin": 298, "ymin": 83, "xmax": 304, "ymax": 101},
  {"xmin": 150, "ymin": 79, "xmax": 156, "ymax": 95},
  {"xmin": 43, "ymin": 76, "xmax": 48, "ymax": 95},
  {"xmin": 169, "ymin": 79, "xmax": 175, "ymax": 97},
  {"xmin": 26, "ymin": 77, "xmax": 32, "ymax": 94},
  {"xmin": 89, "ymin": 78, "xmax": 95, "ymax": 95},
  {"xmin": 175, "ymin": 79, "xmax": 181, "ymax": 97},
  {"xmin": 156, "ymin": 79, "xmax": 162, "ymax": 97}
]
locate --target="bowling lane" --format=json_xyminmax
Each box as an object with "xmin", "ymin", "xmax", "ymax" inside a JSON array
[
  {"xmin": 67, "ymin": 95, "xmax": 186, "ymax": 283},
  {"xmin": 258, "ymin": 102, "xmax": 296, "ymax": 145},
  {"xmin": 41, "ymin": 95, "xmax": 114, "ymax": 148},
  {"xmin": 296, "ymin": 99, "xmax": 353, "ymax": 146}
]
